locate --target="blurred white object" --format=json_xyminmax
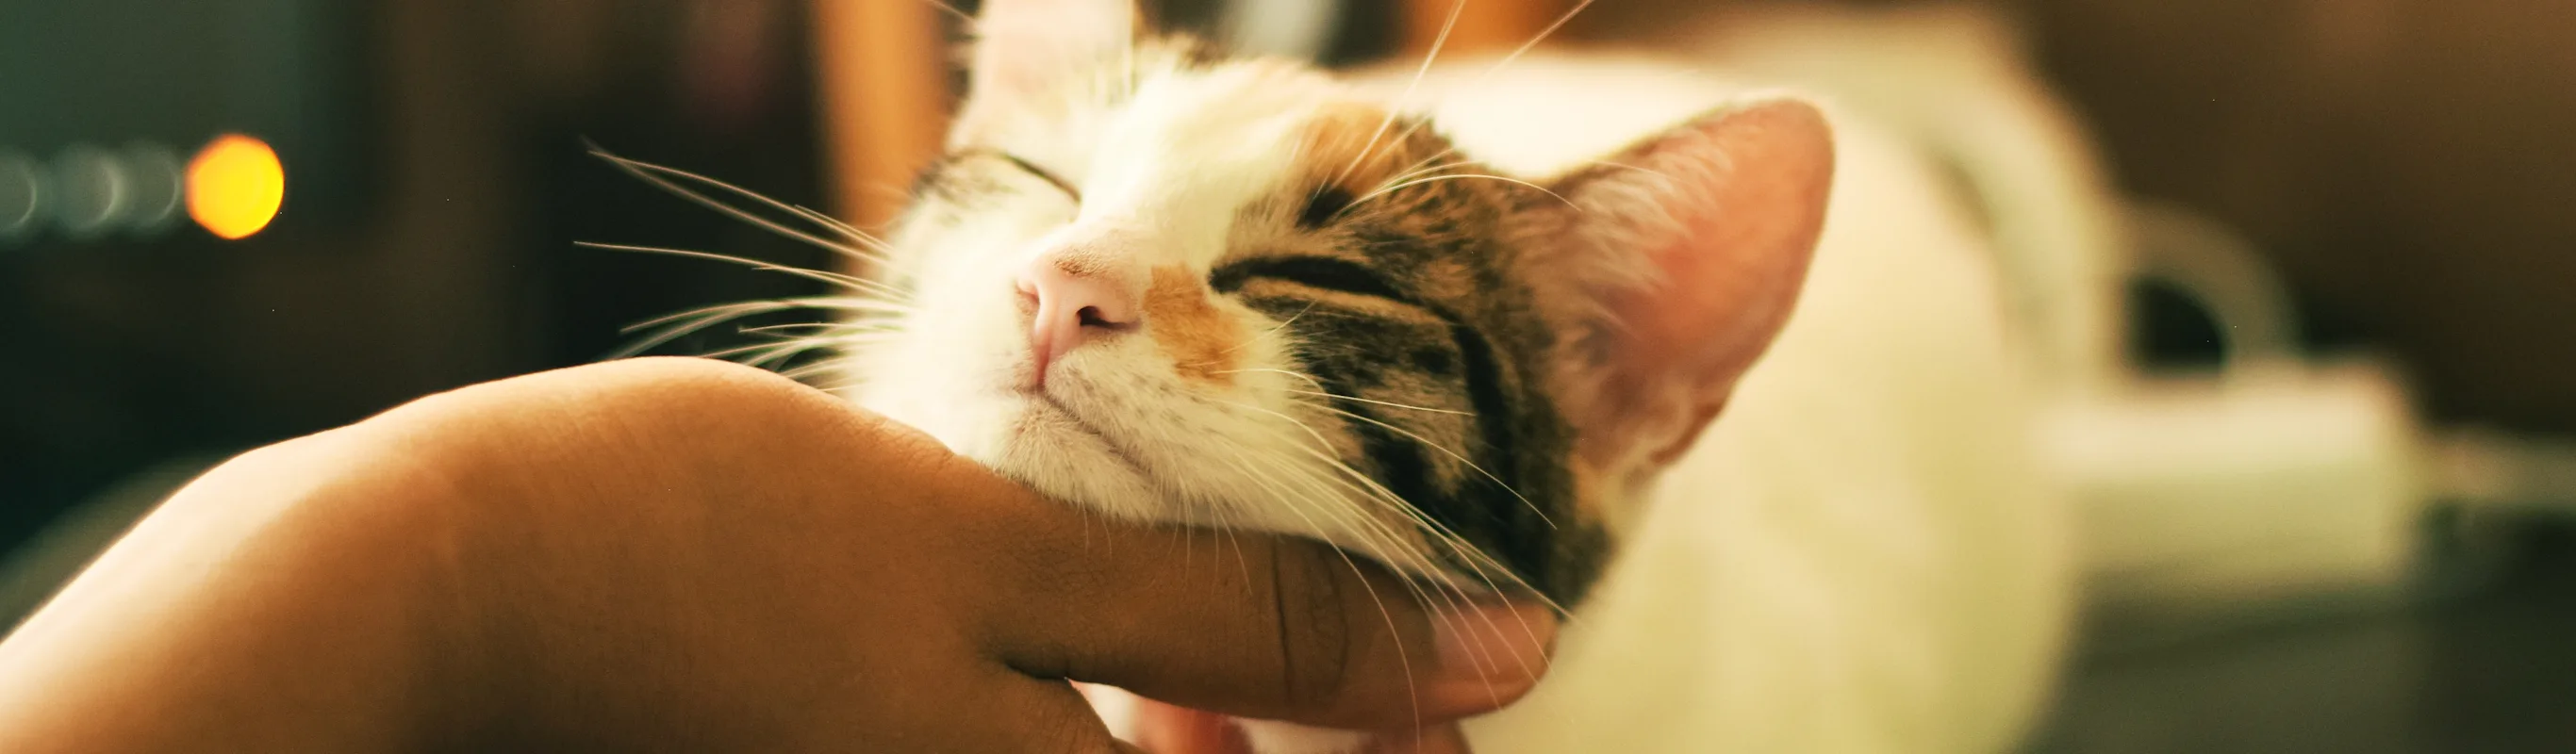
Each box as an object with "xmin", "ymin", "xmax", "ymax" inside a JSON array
[
  {"xmin": 1668, "ymin": 2, "xmax": 2131, "ymax": 397},
  {"xmin": 2045, "ymin": 363, "xmax": 2424, "ymax": 647},
  {"xmin": 2436, "ymin": 429, "xmax": 2576, "ymax": 518},
  {"xmin": 1653, "ymin": 2, "xmax": 2538, "ymax": 648},
  {"xmin": 2056, "ymin": 203, "xmax": 2424, "ymax": 647}
]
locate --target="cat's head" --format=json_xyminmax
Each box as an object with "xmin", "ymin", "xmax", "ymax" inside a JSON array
[{"xmin": 845, "ymin": 0, "xmax": 1832, "ymax": 605}]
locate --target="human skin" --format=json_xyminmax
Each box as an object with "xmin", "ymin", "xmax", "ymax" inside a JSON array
[{"xmin": 0, "ymin": 358, "xmax": 1552, "ymax": 753}]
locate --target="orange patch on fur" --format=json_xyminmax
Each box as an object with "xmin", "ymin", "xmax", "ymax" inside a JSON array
[{"xmin": 1146, "ymin": 267, "xmax": 1241, "ymax": 385}]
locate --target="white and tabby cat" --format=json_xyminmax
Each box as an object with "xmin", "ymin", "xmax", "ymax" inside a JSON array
[{"xmin": 676, "ymin": 0, "xmax": 2077, "ymax": 750}]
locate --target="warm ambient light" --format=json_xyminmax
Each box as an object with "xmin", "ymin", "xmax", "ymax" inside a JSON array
[{"xmin": 187, "ymin": 135, "xmax": 285, "ymax": 240}]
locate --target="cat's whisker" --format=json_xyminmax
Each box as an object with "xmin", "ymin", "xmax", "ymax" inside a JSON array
[
  {"xmin": 1209, "ymin": 496, "xmax": 1259, "ymax": 606},
  {"xmin": 735, "ymin": 321, "xmax": 903, "ymax": 337},
  {"xmin": 1220, "ymin": 436, "xmax": 1445, "ymax": 582},
  {"xmin": 734, "ymin": 328, "xmax": 903, "ymax": 346},
  {"xmin": 1371, "ymin": 156, "xmax": 1483, "ymax": 192},
  {"xmin": 612, "ymin": 298, "xmax": 907, "ymax": 360},
  {"xmin": 580, "ymin": 242, "xmax": 914, "ymax": 303},
  {"xmin": 589, "ymin": 147, "xmax": 896, "ymax": 254},
  {"xmin": 1329, "ymin": 157, "xmax": 1491, "ymax": 223},
  {"xmin": 586, "ymin": 147, "xmax": 894, "ymax": 263},
  {"xmin": 1289, "ymin": 441, "xmax": 1560, "ymax": 618},
  {"xmin": 1230, "ymin": 432, "xmax": 1557, "ymax": 687},
  {"xmin": 735, "ymin": 337, "xmax": 896, "ymax": 363},
  {"xmin": 707, "ymin": 330, "xmax": 866, "ymax": 365},
  {"xmin": 1221, "ymin": 449, "xmax": 1496, "ymax": 700},
  {"xmin": 623, "ymin": 296, "xmax": 911, "ymax": 330},
  {"xmin": 1208, "ymin": 398, "xmax": 1568, "ymax": 619},
  {"xmin": 1286, "ymin": 389, "xmax": 1474, "ymax": 417},
  {"xmin": 1214, "ymin": 449, "xmax": 1412, "ymax": 573},
  {"xmin": 1326, "ymin": 149, "xmax": 1470, "ymax": 227},
  {"xmin": 1386, "ymin": 146, "xmax": 1465, "ymax": 184},
  {"xmin": 1286, "ymin": 445, "xmax": 1574, "ymax": 673},
  {"xmin": 1346, "ymin": 172, "xmax": 1575, "ymax": 215},
  {"xmin": 1210, "ymin": 301, "xmax": 1318, "ymax": 358},
  {"xmin": 1210, "ymin": 400, "xmax": 1479, "ymax": 562},
  {"xmin": 1339, "ymin": 149, "xmax": 1462, "ymax": 220},
  {"xmin": 1477, "ymin": 0, "xmax": 1600, "ymax": 83},
  {"xmin": 701, "ymin": 336, "xmax": 851, "ymax": 368},
  {"xmin": 916, "ymin": 0, "xmax": 972, "ymax": 24},
  {"xmin": 1290, "ymin": 398, "xmax": 1558, "ymax": 531},
  {"xmin": 790, "ymin": 366, "xmax": 868, "ymax": 388},
  {"xmin": 783, "ymin": 203, "xmax": 887, "ymax": 253},
  {"xmin": 1202, "ymin": 449, "xmax": 1428, "ymax": 728},
  {"xmin": 623, "ymin": 301, "xmax": 783, "ymax": 335},
  {"xmin": 1225, "ymin": 444, "xmax": 1494, "ymax": 631},
  {"xmin": 1355, "ymin": 0, "xmax": 1602, "ymax": 175},
  {"xmin": 615, "ymin": 304, "xmax": 793, "ymax": 359},
  {"xmin": 1209, "ymin": 368, "xmax": 1329, "ymax": 392},
  {"xmin": 1333, "ymin": 0, "xmax": 1467, "ymax": 189},
  {"xmin": 1216, "ymin": 451, "xmax": 1495, "ymax": 730}
]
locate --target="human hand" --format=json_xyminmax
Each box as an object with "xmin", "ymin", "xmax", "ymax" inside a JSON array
[{"xmin": 0, "ymin": 358, "xmax": 1553, "ymax": 753}]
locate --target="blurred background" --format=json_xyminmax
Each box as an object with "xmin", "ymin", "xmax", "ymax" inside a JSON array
[{"xmin": 3, "ymin": 0, "xmax": 2572, "ymax": 750}]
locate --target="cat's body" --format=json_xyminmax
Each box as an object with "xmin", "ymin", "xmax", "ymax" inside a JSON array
[
  {"xmin": 1387, "ymin": 57, "xmax": 2072, "ymax": 753},
  {"xmin": 828, "ymin": 2, "xmax": 2072, "ymax": 751}
]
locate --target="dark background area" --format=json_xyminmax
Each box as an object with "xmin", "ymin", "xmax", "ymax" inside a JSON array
[
  {"xmin": 2011, "ymin": 0, "xmax": 2576, "ymax": 432},
  {"xmin": 1, "ymin": 0, "xmax": 838, "ymax": 554}
]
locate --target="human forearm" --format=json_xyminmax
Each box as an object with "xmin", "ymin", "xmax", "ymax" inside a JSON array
[
  {"xmin": 0, "ymin": 358, "xmax": 1555, "ymax": 753},
  {"xmin": 0, "ymin": 423, "xmax": 485, "ymax": 753},
  {"xmin": 0, "ymin": 359, "xmax": 842, "ymax": 752}
]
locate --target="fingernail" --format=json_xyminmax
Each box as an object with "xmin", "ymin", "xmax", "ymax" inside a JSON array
[{"xmin": 1428, "ymin": 600, "xmax": 1558, "ymax": 708}]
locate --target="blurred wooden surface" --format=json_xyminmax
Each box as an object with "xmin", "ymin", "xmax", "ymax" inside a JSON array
[
  {"xmin": 1406, "ymin": 0, "xmax": 1577, "ymax": 56},
  {"xmin": 812, "ymin": 0, "xmax": 951, "ymax": 245},
  {"xmin": 2014, "ymin": 0, "xmax": 2576, "ymax": 431}
]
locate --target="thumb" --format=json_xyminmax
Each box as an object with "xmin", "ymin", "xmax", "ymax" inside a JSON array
[{"xmin": 980, "ymin": 522, "xmax": 1558, "ymax": 731}]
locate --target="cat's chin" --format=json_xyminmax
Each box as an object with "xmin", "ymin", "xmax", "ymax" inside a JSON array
[{"xmin": 970, "ymin": 397, "xmax": 1182, "ymax": 524}]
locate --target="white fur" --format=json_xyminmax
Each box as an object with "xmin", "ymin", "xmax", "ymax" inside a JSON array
[
  {"xmin": 851, "ymin": 57, "xmax": 1458, "ymax": 575},
  {"xmin": 1389, "ymin": 57, "xmax": 2073, "ymax": 753}
]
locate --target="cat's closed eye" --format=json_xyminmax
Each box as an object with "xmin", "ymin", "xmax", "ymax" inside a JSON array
[
  {"xmin": 1210, "ymin": 255, "xmax": 1410, "ymax": 303},
  {"xmin": 990, "ymin": 151, "xmax": 1079, "ymax": 200}
]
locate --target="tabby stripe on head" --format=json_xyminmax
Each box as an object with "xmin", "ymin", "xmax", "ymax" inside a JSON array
[
  {"xmin": 1229, "ymin": 260, "xmax": 1549, "ymax": 592},
  {"xmin": 1211, "ymin": 256, "xmax": 1411, "ymax": 303}
]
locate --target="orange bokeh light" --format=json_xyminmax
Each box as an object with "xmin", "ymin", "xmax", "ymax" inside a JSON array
[{"xmin": 187, "ymin": 135, "xmax": 285, "ymax": 240}]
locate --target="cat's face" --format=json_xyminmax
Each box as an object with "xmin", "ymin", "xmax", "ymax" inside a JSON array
[{"xmin": 842, "ymin": 0, "xmax": 1835, "ymax": 606}]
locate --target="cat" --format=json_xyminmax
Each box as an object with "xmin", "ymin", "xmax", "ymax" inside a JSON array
[{"xmin": 802, "ymin": 1, "xmax": 2075, "ymax": 751}]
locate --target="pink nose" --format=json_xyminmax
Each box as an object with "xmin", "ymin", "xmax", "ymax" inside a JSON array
[{"xmin": 1016, "ymin": 255, "xmax": 1141, "ymax": 386}]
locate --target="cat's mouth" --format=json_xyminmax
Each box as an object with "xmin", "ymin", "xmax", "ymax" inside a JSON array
[{"xmin": 1015, "ymin": 388, "xmax": 1156, "ymax": 478}]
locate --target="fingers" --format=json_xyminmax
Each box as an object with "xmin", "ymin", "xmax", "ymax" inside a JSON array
[
  {"xmin": 980, "ymin": 518, "xmax": 1557, "ymax": 732},
  {"xmin": 980, "ymin": 676, "xmax": 1154, "ymax": 754}
]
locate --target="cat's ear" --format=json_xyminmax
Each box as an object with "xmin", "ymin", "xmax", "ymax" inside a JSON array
[
  {"xmin": 966, "ymin": 0, "xmax": 1139, "ymax": 101},
  {"xmin": 1533, "ymin": 98, "xmax": 1835, "ymax": 474}
]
